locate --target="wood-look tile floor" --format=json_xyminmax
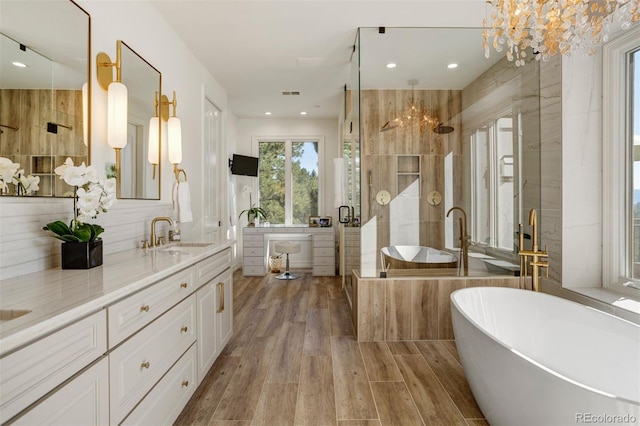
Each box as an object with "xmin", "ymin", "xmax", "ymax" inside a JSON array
[{"xmin": 175, "ymin": 270, "xmax": 489, "ymax": 426}]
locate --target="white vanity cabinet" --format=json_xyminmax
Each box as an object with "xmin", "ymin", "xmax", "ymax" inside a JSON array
[
  {"xmin": 109, "ymin": 293, "xmax": 196, "ymax": 424},
  {"xmin": 11, "ymin": 357, "xmax": 109, "ymax": 426},
  {"xmin": 0, "ymin": 310, "xmax": 107, "ymax": 424},
  {"xmin": 121, "ymin": 344, "xmax": 197, "ymax": 425},
  {"xmin": 195, "ymin": 248, "xmax": 233, "ymax": 382},
  {"xmin": 0, "ymin": 244, "xmax": 233, "ymax": 426}
]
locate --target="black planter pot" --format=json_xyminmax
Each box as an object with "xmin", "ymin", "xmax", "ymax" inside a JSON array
[{"xmin": 61, "ymin": 240, "xmax": 103, "ymax": 269}]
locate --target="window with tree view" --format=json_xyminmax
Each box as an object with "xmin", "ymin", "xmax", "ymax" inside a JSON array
[
  {"xmin": 258, "ymin": 139, "xmax": 319, "ymax": 225},
  {"xmin": 604, "ymin": 26, "xmax": 640, "ymax": 293}
]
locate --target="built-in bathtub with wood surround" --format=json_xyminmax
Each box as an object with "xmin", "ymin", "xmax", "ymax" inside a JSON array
[{"xmin": 350, "ymin": 271, "xmax": 520, "ymax": 342}]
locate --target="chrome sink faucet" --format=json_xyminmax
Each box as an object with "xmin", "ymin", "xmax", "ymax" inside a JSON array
[
  {"xmin": 447, "ymin": 206, "xmax": 470, "ymax": 276},
  {"xmin": 150, "ymin": 217, "xmax": 174, "ymax": 247}
]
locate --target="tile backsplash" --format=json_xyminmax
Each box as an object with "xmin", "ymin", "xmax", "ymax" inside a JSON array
[{"xmin": 0, "ymin": 198, "xmax": 172, "ymax": 280}]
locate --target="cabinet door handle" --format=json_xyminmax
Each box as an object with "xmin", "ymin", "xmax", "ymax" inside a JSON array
[
  {"xmin": 180, "ymin": 326, "xmax": 188, "ymax": 333},
  {"xmin": 140, "ymin": 305, "xmax": 150, "ymax": 312},
  {"xmin": 180, "ymin": 282, "xmax": 188, "ymax": 289},
  {"xmin": 141, "ymin": 361, "xmax": 150, "ymax": 369},
  {"xmin": 181, "ymin": 380, "xmax": 189, "ymax": 387},
  {"xmin": 217, "ymin": 282, "xmax": 224, "ymax": 313}
]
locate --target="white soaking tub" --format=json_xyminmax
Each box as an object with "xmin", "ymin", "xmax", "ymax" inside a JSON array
[{"xmin": 451, "ymin": 287, "xmax": 640, "ymax": 426}]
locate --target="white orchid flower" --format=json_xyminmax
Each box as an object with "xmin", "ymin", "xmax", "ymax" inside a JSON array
[
  {"xmin": 84, "ymin": 165, "xmax": 99, "ymax": 183},
  {"xmin": 100, "ymin": 178, "xmax": 117, "ymax": 195},
  {"xmin": 19, "ymin": 174, "xmax": 40, "ymax": 193},
  {"xmin": 54, "ymin": 157, "xmax": 74, "ymax": 178},
  {"xmin": 0, "ymin": 157, "xmax": 20, "ymax": 188},
  {"xmin": 77, "ymin": 188, "xmax": 102, "ymax": 220},
  {"xmin": 63, "ymin": 163, "xmax": 88, "ymax": 187}
]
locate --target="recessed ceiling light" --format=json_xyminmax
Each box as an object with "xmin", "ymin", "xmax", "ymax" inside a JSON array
[
  {"xmin": 12, "ymin": 61, "xmax": 27, "ymax": 68},
  {"xmin": 300, "ymin": 111, "xmax": 307, "ymax": 115},
  {"xmin": 447, "ymin": 63, "xmax": 459, "ymax": 69},
  {"xmin": 265, "ymin": 112, "xmax": 272, "ymax": 115},
  {"xmin": 386, "ymin": 63, "xmax": 397, "ymax": 69}
]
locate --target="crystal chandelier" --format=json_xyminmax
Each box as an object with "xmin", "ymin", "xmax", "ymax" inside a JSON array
[
  {"xmin": 380, "ymin": 80, "xmax": 453, "ymax": 134},
  {"xmin": 483, "ymin": 0, "xmax": 640, "ymax": 66}
]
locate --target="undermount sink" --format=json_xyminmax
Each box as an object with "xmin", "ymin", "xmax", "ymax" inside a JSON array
[
  {"xmin": 156, "ymin": 242, "xmax": 213, "ymax": 252},
  {"xmin": 169, "ymin": 242, "xmax": 212, "ymax": 248},
  {"xmin": 0, "ymin": 309, "xmax": 32, "ymax": 322}
]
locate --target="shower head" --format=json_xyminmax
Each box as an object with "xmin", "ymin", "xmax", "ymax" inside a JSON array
[{"xmin": 432, "ymin": 124, "xmax": 454, "ymax": 134}]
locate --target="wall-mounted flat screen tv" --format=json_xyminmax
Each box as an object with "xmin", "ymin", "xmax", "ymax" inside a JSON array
[{"xmin": 230, "ymin": 154, "xmax": 259, "ymax": 176}]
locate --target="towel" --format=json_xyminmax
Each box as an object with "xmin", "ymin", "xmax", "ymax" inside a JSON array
[
  {"xmin": 173, "ymin": 181, "xmax": 193, "ymax": 223},
  {"xmin": 333, "ymin": 158, "xmax": 346, "ymax": 208}
]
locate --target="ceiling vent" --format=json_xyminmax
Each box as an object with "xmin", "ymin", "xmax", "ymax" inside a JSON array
[{"xmin": 282, "ymin": 91, "xmax": 300, "ymax": 96}]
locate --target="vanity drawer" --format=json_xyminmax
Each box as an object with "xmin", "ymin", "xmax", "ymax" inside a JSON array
[
  {"xmin": 314, "ymin": 256, "xmax": 335, "ymax": 266},
  {"xmin": 0, "ymin": 310, "xmax": 107, "ymax": 424},
  {"xmin": 196, "ymin": 248, "xmax": 231, "ymax": 286},
  {"xmin": 243, "ymin": 247, "xmax": 264, "ymax": 257},
  {"xmin": 313, "ymin": 238, "xmax": 334, "ymax": 248},
  {"xmin": 243, "ymin": 265, "xmax": 265, "ymax": 276},
  {"xmin": 314, "ymin": 247, "xmax": 335, "ymax": 257},
  {"xmin": 107, "ymin": 266, "xmax": 194, "ymax": 348},
  {"xmin": 313, "ymin": 265, "xmax": 335, "ymax": 276},
  {"xmin": 121, "ymin": 344, "xmax": 197, "ymax": 425},
  {"xmin": 243, "ymin": 235, "xmax": 264, "ymax": 247},
  {"xmin": 243, "ymin": 256, "xmax": 265, "ymax": 266},
  {"xmin": 109, "ymin": 294, "xmax": 196, "ymax": 425}
]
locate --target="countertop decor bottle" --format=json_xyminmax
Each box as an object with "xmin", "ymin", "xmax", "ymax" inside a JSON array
[{"xmin": 169, "ymin": 225, "xmax": 181, "ymax": 242}]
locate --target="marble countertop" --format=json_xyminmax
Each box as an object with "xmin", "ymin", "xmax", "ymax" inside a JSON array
[{"xmin": 0, "ymin": 240, "xmax": 233, "ymax": 356}]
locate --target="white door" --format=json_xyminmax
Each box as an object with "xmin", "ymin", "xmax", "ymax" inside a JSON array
[{"xmin": 203, "ymin": 98, "xmax": 221, "ymax": 241}]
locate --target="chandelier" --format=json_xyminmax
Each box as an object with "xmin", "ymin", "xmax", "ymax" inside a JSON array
[
  {"xmin": 483, "ymin": 0, "xmax": 640, "ymax": 66},
  {"xmin": 380, "ymin": 80, "xmax": 454, "ymax": 134}
]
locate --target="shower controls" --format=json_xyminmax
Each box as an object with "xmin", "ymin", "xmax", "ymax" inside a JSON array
[
  {"xmin": 427, "ymin": 190, "xmax": 442, "ymax": 206},
  {"xmin": 375, "ymin": 190, "xmax": 391, "ymax": 205}
]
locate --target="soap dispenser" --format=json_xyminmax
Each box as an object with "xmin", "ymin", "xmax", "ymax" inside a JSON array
[{"xmin": 169, "ymin": 224, "xmax": 181, "ymax": 242}]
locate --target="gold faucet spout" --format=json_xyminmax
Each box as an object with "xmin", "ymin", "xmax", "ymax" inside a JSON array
[
  {"xmin": 447, "ymin": 206, "xmax": 469, "ymax": 276},
  {"xmin": 529, "ymin": 208, "xmax": 538, "ymax": 250},
  {"xmin": 518, "ymin": 208, "xmax": 548, "ymax": 292},
  {"xmin": 150, "ymin": 216, "xmax": 174, "ymax": 247}
]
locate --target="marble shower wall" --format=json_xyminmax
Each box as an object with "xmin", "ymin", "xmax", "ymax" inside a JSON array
[
  {"xmin": 539, "ymin": 57, "xmax": 563, "ymax": 283},
  {"xmin": 360, "ymin": 89, "xmax": 463, "ymax": 264}
]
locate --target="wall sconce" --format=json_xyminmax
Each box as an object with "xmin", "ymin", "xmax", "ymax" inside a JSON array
[
  {"xmin": 148, "ymin": 91, "xmax": 160, "ymax": 179},
  {"xmin": 96, "ymin": 40, "xmax": 128, "ymax": 184},
  {"xmin": 82, "ymin": 82, "xmax": 89, "ymax": 147},
  {"xmin": 161, "ymin": 91, "xmax": 185, "ymax": 181}
]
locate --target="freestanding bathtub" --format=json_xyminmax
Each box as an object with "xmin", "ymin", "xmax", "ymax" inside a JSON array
[
  {"xmin": 381, "ymin": 245, "xmax": 457, "ymax": 269},
  {"xmin": 451, "ymin": 287, "xmax": 640, "ymax": 426}
]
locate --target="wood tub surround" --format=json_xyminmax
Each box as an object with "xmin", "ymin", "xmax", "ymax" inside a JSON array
[{"xmin": 352, "ymin": 271, "xmax": 520, "ymax": 341}]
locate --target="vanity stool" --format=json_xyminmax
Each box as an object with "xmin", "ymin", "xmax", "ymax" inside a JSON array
[{"xmin": 274, "ymin": 241, "xmax": 300, "ymax": 280}]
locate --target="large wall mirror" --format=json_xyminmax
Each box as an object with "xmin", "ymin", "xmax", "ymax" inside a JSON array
[
  {"xmin": 0, "ymin": 0, "xmax": 90, "ymax": 197},
  {"xmin": 117, "ymin": 41, "xmax": 161, "ymax": 200}
]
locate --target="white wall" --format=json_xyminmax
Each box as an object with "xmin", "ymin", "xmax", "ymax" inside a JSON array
[
  {"xmin": 561, "ymin": 51, "xmax": 603, "ymax": 288},
  {"xmin": 0, "ymin": 0, "xmax": 234, "ymax": 279}
]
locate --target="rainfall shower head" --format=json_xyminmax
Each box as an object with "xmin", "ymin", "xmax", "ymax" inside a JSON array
[{"xmin": 432, "ymin": 124, "xmax": 454, "ymax": 134}]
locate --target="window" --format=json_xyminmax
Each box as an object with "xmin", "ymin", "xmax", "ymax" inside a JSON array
[
  {"xmin": 470, "ymin": 114, "xmax": 516, "ymax": 252},
  {"xmin": 603, "ymin": 25, "xmax": 640, "ymax": 293},
  {"xmin": 257, "ymin": 138, "xmax": 321, "ymax": 225}
]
